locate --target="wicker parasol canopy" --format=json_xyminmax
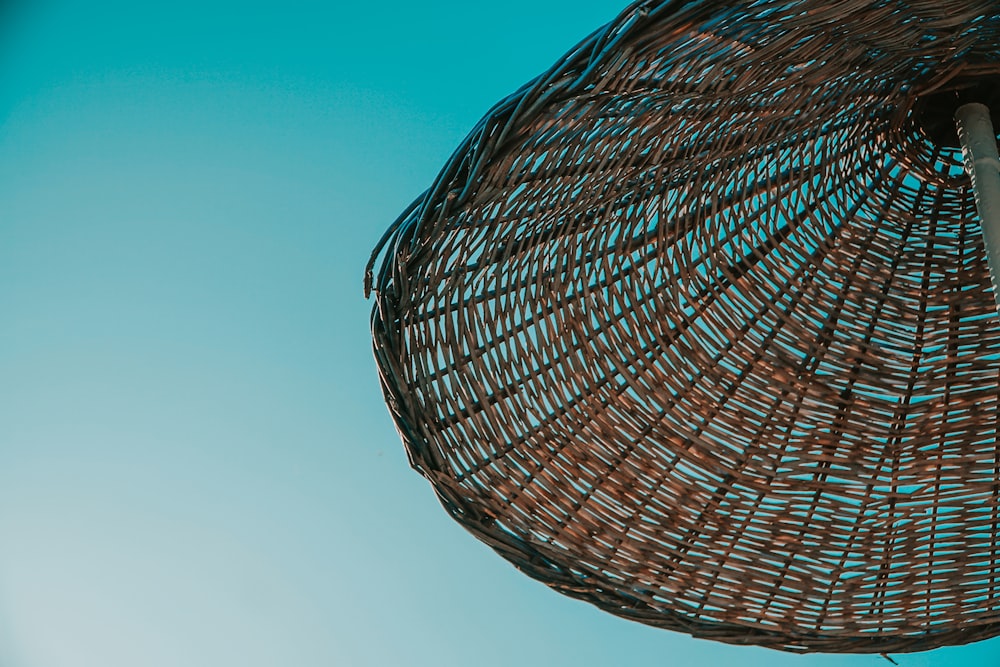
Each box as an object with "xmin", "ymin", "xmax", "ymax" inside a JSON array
[{"xmin": 366, "ymin": 0, "xmax": 1000, "ymax": 653}]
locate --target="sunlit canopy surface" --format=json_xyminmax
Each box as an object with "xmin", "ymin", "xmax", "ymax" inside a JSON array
[{"xmin": 368, "ymin": 0, "xmax": 1000, "ymax": 652}]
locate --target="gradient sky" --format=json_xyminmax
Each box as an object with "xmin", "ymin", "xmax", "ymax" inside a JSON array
[{"xmin": 0, "ymin": 1, "xmax": 997, "ymax": 666}]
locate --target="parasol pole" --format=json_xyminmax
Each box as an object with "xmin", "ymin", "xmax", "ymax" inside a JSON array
[{"xmin": 956, "ymin": 102, "xmax": 1000, "ymax": 312}]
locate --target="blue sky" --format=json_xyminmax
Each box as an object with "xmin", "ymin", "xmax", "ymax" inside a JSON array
[{"xmin": 0, "ymin": 1, "xmax": 996, "ymax": 665}]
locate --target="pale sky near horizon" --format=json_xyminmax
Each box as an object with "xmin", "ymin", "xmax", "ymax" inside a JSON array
[{"xmin": 0, "ymin": 1, "xmax": 997, "ymax": 665}]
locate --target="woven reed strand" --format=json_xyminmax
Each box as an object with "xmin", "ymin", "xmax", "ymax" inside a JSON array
[{"xmin": 368, "ymin": 0, "xmax": 1000, "ymax": 653}]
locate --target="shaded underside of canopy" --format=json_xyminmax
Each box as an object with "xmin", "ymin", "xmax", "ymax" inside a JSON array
[{"xmin": 367, "ymin": 0, "xmax": 1000, "ymax": 653}]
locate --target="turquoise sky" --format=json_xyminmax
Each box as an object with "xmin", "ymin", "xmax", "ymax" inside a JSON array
[{"xmin": 0, "ymin": 1, "xmax": 996, "ymax": 666}]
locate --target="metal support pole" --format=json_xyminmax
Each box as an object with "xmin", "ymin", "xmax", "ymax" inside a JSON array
[{"xmin": 956, "ymin": 103, "xmax": 1000, "ymax": 312}]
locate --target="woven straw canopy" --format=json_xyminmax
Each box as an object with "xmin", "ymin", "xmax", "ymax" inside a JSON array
[{"xmin": 366, "ymin": 0, "xmax": 1000, "ymax": 653}]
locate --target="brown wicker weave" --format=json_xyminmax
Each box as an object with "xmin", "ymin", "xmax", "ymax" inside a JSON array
[{"xmin": 366, "ymin": 0, "xmax": 1000, "ymax": 653}]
